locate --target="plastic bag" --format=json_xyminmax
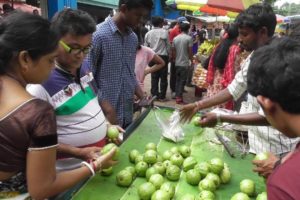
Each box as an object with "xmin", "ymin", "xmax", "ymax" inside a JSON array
[{"xmin": 153, "ymin": 107, "xmax": 184, "ymax": 142}]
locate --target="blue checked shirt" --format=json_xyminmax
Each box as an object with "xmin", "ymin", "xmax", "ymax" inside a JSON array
[{"xmin": 85, "ymin": 17, "xmax": 138, "ymax": 126}]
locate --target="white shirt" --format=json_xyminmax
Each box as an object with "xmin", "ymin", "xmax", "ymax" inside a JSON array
[
  {"xmin": 144, "ymin": 27, "xmax": 170, "ymax": 56},
  {"xmin": 227, "ymin": 53, "xmax": 299, "ymax": 155}
]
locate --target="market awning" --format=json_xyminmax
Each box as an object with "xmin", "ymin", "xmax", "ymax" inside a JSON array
[{"xmin": 78, "ymin": 0, "xmax": 118, "ymax": 9}]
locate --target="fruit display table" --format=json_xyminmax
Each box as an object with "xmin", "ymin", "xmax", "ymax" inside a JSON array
[{"xmin": 70, "ymin": 107, "xmax": 265, "ymax": 200}]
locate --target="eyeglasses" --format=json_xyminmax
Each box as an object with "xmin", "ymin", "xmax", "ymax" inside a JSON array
[{"xmin": 59, "ymin": 40, "xmax": 91, "ymax": 55}]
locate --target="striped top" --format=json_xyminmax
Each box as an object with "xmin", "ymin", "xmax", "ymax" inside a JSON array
[
  {"xmin": 228, "ymin": 53, "xmax": 299, "ymax": 155},
  {"xmin": 27, "ymin": 65, "xmax": 107, "ymax": 170}
]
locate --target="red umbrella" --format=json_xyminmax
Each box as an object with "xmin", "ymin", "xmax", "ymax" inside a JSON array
[
  {"xmin": 199, "ymin": 4, "xmax": 239, "ymax": 18},
  {"xmin": 207, "ymin": 0, "xmax": 260, "ymax": 13}
]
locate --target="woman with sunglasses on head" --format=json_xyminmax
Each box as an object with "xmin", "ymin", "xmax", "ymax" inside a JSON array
[{"xmin": 0, "ymin": 11, "xmax": 117, "ymax": 199}]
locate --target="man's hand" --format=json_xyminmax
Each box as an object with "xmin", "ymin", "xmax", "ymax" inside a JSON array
[
  {"xmin": 180, "ymin": 102, "xmax": 198, "ymax": 123},
  {"xmin": 107, "ymin": 124, "xmax": 125, "ymax": 145},
  {"xmin": 252, "ymin": 152, "xmax": 279, "ymax": 178},
  {"xmin": 78, "ymin": 146, "xmax": 102, "ymax": 160},
  {"xmin": 198, "ymin": 112, "xmax": 218, "ymax": 127}
]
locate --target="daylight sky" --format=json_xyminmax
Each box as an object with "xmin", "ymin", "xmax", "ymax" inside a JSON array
[{"xmin": 275, "ymin": 0, "xmax": 300, "ymax": 7}]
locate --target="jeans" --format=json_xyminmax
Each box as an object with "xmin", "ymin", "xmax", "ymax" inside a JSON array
[
  {"xmin": 150, "ymin": 55, "xmax": 169, "ymax": 99},
  {"xmin": 175, "ymin": 66, "xmax": 188, "ymax": 97},
  {"xmin": 170, "ymin": 61, "xmax": 176, "ymax": 93}
]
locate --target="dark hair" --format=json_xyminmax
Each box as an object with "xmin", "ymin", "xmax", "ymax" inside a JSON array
[
  {"xmin": 179, "ymin": 23, "xmax": 190, "ymax": 33},
  {"xmin": 151, "ymin": 16, "xmax": 164, "ymax": 27},
  {"xmin": 2, "ymin": 3, "xmax": 13, "ymax": 12},
  {"xmin": 51, "ymin": 9, "xmax": 96, "ymax": 38},
  {"xmin": 212, "ymin": 23, "xmax": 239, "ymax": 70},
  {"xmin": 235, "ymin": 3, "xmax": 276, "ymax": 37},
  {"xmin": 0, "ymin": 11, "xmax": 59, "ymax": 75},
  {"xmin": 247, "ymin": 37, "xmax": 300, "ymax": 114},
  {"xmin": 118, "ymin": 0, "xmax": 153, "ymax": 10}
]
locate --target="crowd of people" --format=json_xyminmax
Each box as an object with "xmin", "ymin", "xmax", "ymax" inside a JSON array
[{"xmin": 0, "ymin": 0, "xmax": 300, "ymax": 199}]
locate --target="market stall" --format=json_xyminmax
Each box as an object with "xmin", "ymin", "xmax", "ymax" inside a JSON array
[{"xmin": 64, "ymin": 107, "xmax": 265, "ymax": 200}]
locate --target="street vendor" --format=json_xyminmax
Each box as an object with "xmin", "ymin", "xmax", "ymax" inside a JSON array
[
  {"xmin": 247, "ymin": 37, "xmax": 300, "ymax": 199},
  {"xmin": 180, "ymin": 3, "xmax": 299, "ymax": 173}
]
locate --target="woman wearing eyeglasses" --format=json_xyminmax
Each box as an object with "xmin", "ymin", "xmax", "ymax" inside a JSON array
[
  {"xmin": 27, "ymin": 9, "xmax": 123, "ymax": 172},
  {"xmin": 0, "ymin": 11, "xmax": 117, "ymax": 199}
]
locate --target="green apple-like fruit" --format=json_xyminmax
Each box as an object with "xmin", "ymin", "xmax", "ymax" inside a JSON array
[
  {"xmin": 170, "ymin": 153, "xmax": 184, "ymax": 167},
  {"xmin": 186, "ymin": 169, "xmax": 201, "ymax": 185},
  {"xmin": 162, "ymin": 150, "xmax": 173, "ymax": 161},
  {"xmin": 166, "ymin": 164, "xmax": 181, "ymax": 181},
  {"xmin": 101, "ymin": 143, "xmax": 119, "ymax": 161},
  {"xmin": 157, "ymin": 155, "xmax": 163, "ymax": 163},
  {"xmin": 129, "ymin": 149, "xmax": 140, "ymax": 163},
  {"xmin": 124, "ymin": 166, "xmax": 136, "ymax": 177},
  {"xmin": 253, "ymin": 152, "xmax": 268, "ymax": 161},
  {"xmin": 146, "ymin": 167, "xmax": 159, "ymax": 181},
  {"xmin": 209, "ymin": 158, "xmax": 224, "ymax": 175},
  {"xmin": 144, "ymin": 150, "xmax": 157, "ymax": 164},
  {"xmin": 135, "ymin": 161, "xmax": 149, "ymax": 177},
  {"xmin": 220, "ymin": 166, "xmax": 231, "ymax": 184},
  {"xmin": 107, "ymin": 126, "xmax": 119, "ymax": 139},
  {"xmin": 179, "ymin": 145, "xmax": 191, "ymax": 158},
  {"xmin": 149, "ymin": 174, "xmax": 164, "ymax": 189},
  {"xmin": 138, "ymin": 182, "xmax": 156, "ymax": 200},
  {"xmin": 163, "ymin": 160, "xmax": 172, "ymax": 169},
  {"xmin": 198, "ymin": 190, "xmax": 215, "ymax": 200},
  {"xmin": 101, "ymin": 167, "xmax": 113, "ymax": 176},
  {"xmin": 160, "ymin": 182, "xmax": 175, "ymax": 199},
  {"xmin": 170, "ymin": 146, "xmax": 179, "ymax": 154},
  {"xmin": 192, "ymin": 116, "xmax": 201, "ymax": 126},
  {"xmin": 116, "ymin": 170, "xmax": 133, "ymax": 187},
  {"xmin": 194, "ymin": 161, "xmax": 211, "ymax": 177},
  {"xmin": 183, "ymin": 156, "xmax": 197, "ymax": 172},
  {"xmin": 151, "ymin": 190, "xmax": 170, "ymax": 200},
  {"xmin": 135, "ymin": 154, "xmax": 144, "ymax": 164},
  {"xmin": 240, "ymin": 179, "xmax": 255, "ymax": 197},
  {"xmin": 205, "ymin": 173, "xmax": 221, "ymax": 188},
  {"xmin": 145, "ymin": 142, "xmax": 157, "ymax": 151},
  {"xmin": 256, "ymin": 192, "xmax": 267, "ymax": 200},
  {"xmin": 230, "ymin": 192, "xmax": 250, "ymax": 200},
  {"xmin": 153, "ymin": 162, "xmax": 166, "ymax": 175},
  {"xmin": 198, "ymin": 178, "xmax": 216, "ymax": 192},
  {"xmin": 179, "ymin": 194, "xmax": 196, "ymax": 200}
]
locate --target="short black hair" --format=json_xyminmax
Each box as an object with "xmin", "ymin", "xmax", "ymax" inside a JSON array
[
  {"xmin": 51, "ymin": 9, "xmax": 96, "ymax": 38},
  {"xmin": 0, "ymin": 11, "xmax": 59, "ymax": 75},
  {"xmin": 118, "ymin": 0, "xmax": 153, "ymax": 10},
  {"xmin": 247, "ymin": 37, "xmax": 300, "ymax": 114},
  {"xmin": 179, "ymin": 23, "xmax": 190, "ymax": 33},
  {"xmin": 235, "ymin": 3, "xmax": 276, "ymax": 37},
  {"xmin": 151, "ymin": 16, "xmax": 164, "ymax": 27}
]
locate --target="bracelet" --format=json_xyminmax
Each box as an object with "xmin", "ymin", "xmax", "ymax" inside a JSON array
[
  {"xmin": 216, "ymin": 113, "xmax": 222, "ymax": 124},
  {"xmin": 90, "ymin": 160, "xmax": 97, "ymax": 172},
  {"xmin": 81, "ymin": 161, "xmax": 95, "ymax": 176}
]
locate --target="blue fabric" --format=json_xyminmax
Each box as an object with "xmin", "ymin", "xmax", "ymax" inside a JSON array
[{"xmin": 84, "ymin": 17, "xmax": 138, "ymax": 126}]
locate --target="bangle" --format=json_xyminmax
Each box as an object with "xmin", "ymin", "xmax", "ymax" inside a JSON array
[
  {"xmin": 216, "ymin": 113, "xmax": 222, "ymax": 124},
  {"xmin": 90, "ymin": 160, "xmax": 97, "ymax": 172},
  {"xmin": 81, "ymin": 161, "xmax": 95, "ymax": 176}
]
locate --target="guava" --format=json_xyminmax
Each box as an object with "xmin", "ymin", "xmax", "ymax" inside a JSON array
[
  {"xmin": 145, "ymin": 142, "xmax": 157, "ymax": 151},
  {"xmin": 144, "ymin": 149, "xmax": 157, "ymax": 164},
  {"xmin": 182, "ymin": 156, "xmax": 197, "ymax": 172},
  {"xmin": 107, "ymin": 126, "xmax": 119, "ymax": 140},
  {"xmin": 220, "ymin": 166, "xmax": 231, "ymax": 184},
  {"xmin": 198, "ymin": 190, "xmax": 215, "ymax": 200},
  {"xmin": 166, "ymin": 164, "xmax": 181, "ymax": 181},
  {"xmin": 116, "ymin": 169, "xmax": 133, "ymax": 187},
  {"xmin": 186, "ymin": 169, "xmax": 201, "ymax": 185},
  {"xmin": 192, "ymin": 116, "xmax": 201, "ymax": 126},
  {"xmin": 210, "ymin": 158, "xmax": 224, "ymax": 175},
  {"xmin": 240, "ymin": 179, "xmax": 255, "ymax": 197},
  {"xmin": 146, "ymin": 167, "xmax": 159, "ymax": 181},
  {"xmin": 198, "ymin": 178, "xmax": 216, "ymax": 192},
  {"xmin": 253, "ymin": 152, "xmax": 268, "ymax": 161},
  {"xmin": 170, "ymin": 146, "xmax": 179, "ymax": 154},
  {"xmin": 157, "ymin": 155, "xmax": 163, "ymax": 163},
  {"xmin": 135, "ymin": 161, "xmax": 149, "ymax": 177},
  {"xmin": 124, "ymin": 166, "xmax": 136, "ymax": 177},
  {"xmin": 194, "ymin": 161, "xmax": 211, "ymax": 177},
  {"xmin": 162, "ymin": 150, "xmax": 173, "ymax": 161},
  {"xmin": 151, "ymin": 190, "xmax": 170, "ymax": 200},
  {"xmin": 135, "ymin": 154, "xmax": 144, "ymax": 164},
  {"xmin": 149, "ymin": 174, "xmax": 165, "ymax": 189},
  {"xmin": 153, "ymin": 162, "xmax": 166, "ymax": 175},
  {"xmin": 230, "ymin": 192, "xmax": 250, "ymax": 200},
  {"xmin": 129, "ymin": 149, "xmax": 140, "ymax": 163},
  {"xmin": 170, "ymin": 153, "xmax": 184, "ymax": 167},
  {"xmin": 256, "ymin": 192, "xmax": 267, "ymax": 200},
  {"xmin": 101, "ymin": 167, "xmax": 113, "ymax": 176},
  {"xmin": 179, "ymin": 145, "xmax": 191, "ymax": 158},
  {"xmin": 101, "ymin": 143, "xmax": 119, "ymax": 161},
  {"xmin": 138, "ymin": 182, "xmax": 156, "ymax": 200},
  {"xmin": 205, "ymin": 173, "xmax": 221, "ymax": 188},
  {"xmin": 160, "ymin": 182, "xmax": 175, "ymax": 199},
  {"xmin": 163, "ymin": 160, "xmax": 172, "ymax": 169}
]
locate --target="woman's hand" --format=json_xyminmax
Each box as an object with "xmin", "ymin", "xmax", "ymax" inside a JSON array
[{"xmin": 94, "ymin": 147, "xmax": 118, "ymax": 171}]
